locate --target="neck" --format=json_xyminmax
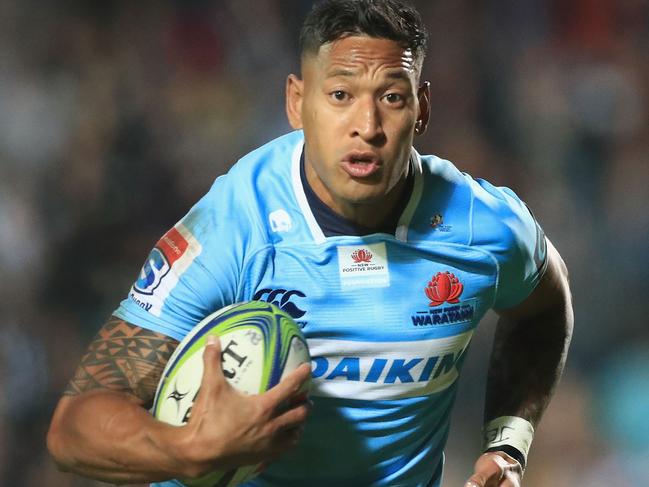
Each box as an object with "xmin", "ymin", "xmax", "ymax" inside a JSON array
[{"xmin": 304, "ymin": 162, "xmax": 411, "ymax": 231}]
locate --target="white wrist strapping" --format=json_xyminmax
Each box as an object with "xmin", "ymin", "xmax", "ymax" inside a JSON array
[{"xmin": 482, "ymin": 416, "xmax": 534, "ymax": 466}]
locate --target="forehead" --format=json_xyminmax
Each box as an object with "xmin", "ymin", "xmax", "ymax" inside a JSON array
[{"xmin": 306, "ymin": 36, "xmax": 417, "ymax": 80}]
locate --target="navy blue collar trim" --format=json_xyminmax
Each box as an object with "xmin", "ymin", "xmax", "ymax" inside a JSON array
[{"xmin": 300, "ymin": 151, "xmax": 413, "ymax": 237}]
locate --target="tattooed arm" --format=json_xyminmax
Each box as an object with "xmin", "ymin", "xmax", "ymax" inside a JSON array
[
  {"xmin": 47, "ymin": 317, "xmax": 185, "ymax": 483},
  {"xmin": 47, "ymin": 317, "xmax": 311, "ymax": 484},
  {"xmin": 63, "ymin": 317, "xmax": 177, "ymax": 401},
  {"xmin": 463, "ymin": 240, "xmax": 573, "ymax": 487}
]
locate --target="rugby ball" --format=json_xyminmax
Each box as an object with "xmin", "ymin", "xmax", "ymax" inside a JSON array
[{"xmin": 152, "ymin": 301, "xmax": 311, "ymax": 487}]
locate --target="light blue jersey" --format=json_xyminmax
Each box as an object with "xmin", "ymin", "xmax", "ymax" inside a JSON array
[{"xmin": 115, "ymin": 131, "xmax": 546, "ymax": 487}]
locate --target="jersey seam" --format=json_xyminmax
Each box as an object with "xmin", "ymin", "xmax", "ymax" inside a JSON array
[
  {"xmin": 190, "ymin": 193, "xmax": 257, "ymax": 312},
  {"xmin": 492, "ymin": 238, "xmax": 549, "ymax": 311},
  {"xmin": 467, "ymin": 178, "xmax": 475, "ymax": 247},
  {"xmin": 236, "ymin": 242, "xmax": 276, "ymax": 299},
  {"xmin": 482, "ymin": 249, "xmax": 501, "ymax": 311},
  {"xmin": 183, "ymin": 256, "xmax": 225, "ymax": 312}
]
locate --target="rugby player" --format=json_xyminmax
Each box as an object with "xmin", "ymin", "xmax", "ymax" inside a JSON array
[{"xmin": 47, "ymin": 1, "xmax": 573, "ymax": 486}]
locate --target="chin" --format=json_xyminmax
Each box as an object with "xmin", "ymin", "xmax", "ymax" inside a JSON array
[{"xmin": 344, "ymin": 188, "xmax": 386, "ymax": 206}]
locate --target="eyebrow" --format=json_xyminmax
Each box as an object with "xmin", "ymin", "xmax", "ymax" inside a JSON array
[
  {"xmin": 325, "ymin": 68, "xmax": 355, "ymax": 78},
  {"xmin": 325, "ymin": 68, "xmax": 413, "ymax": 81}
]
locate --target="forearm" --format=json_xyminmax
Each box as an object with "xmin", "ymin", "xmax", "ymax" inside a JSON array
[
  {"xmin": 484, "ymin": 307, "xmax": 572, "ymax": 425},
  {"xmin": 48, "ymin": 391, "xmax": 187, "ymax": 484},
  {"xmin": 47, "ymin": 319, "xmax": 312, "ymax": 485},
  {"xmin": 46, "ymin": 317, "xmax": 189, "ymax": 483}
]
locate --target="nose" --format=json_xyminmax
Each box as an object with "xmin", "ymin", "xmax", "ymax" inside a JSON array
[{"xmin": 350, "ymin": 96, "xmax": 385, "ymax": 145}]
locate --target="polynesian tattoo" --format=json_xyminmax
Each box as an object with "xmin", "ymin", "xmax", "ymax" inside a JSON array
[{"xmin": 64, "ymin": 316, "xmax": 179, "ymax": 405}]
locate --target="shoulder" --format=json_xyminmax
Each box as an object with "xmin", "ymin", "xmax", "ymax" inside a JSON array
[
  {"xmin": 184, "ymin": 130, "xmax": 304, "ymax": 244},
  {"xmin": 468, "ymin": 177, "xmax": 538, "ymax": 254},
  {"xmin": 414, "ymin": 152, "xmax": 541, "ymax": 260},
  {"xmin": 417, "ymin": 153, "xmax": 544, "ymax": 308},
  {"xmin": 420, "ymin": 154, "xmax": 529, "ymax": 224},
  {"xmin": 414, "ymin": 154, "xmax": 534, "ymax": 248},
  {"xmin": 227, "ymin": 130, "xmax": 303, "ymax": 181}
]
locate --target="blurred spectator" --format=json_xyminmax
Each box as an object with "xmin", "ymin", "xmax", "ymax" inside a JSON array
[{"xmin": 0, "ymin": 0, "xmax": 647, "ymax": 485}]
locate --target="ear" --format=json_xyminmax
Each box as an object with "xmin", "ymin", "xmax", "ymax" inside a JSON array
[
  {"xmin": 415, "ymin": 81, "xmax": 431, "ymax": 135},
  {"xmin": 286, "ymin": 74, "xmax": 304, "ymax": 129}
]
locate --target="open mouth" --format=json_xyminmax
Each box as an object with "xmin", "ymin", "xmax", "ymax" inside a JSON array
[{"xmin": 342, "ymin": 151, "xmax": 381, "ymax": 178}]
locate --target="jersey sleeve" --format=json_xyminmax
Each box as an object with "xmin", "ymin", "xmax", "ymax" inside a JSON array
[
  {"xmin": 113, "ymin": 175, "xmax": 254, "ymax": 341},
  {"xmin": 472, "ymin": 180, "xmax": 548, "ymax": 310}
]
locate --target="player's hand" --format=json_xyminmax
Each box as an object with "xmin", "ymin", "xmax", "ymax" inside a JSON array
[
  {"xmin": 464, "ymin": 452, "xmax": 523, "ymax": 487},
  {"xmin": 175, "ymin": 336, "xmax": 312, "ymax": 478}
]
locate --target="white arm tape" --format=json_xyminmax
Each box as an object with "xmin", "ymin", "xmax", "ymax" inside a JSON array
[{"xmin": 482, "ymin": 416, "xmax": 535, "ymax": 464}]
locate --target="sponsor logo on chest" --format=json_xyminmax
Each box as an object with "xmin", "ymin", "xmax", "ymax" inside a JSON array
[
  {"xmin": 337, "ymin": 242, "xmax": 390, "ymax": 288},
  {"xmin": 307, "ymin": 331, "xmax": 472, "ymax": 400}
]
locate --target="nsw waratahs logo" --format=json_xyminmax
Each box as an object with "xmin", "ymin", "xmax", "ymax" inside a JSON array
[
  {"xmin": 351, "ymin": 248, "xmax": 373, "ymax": 263},
  {"xmin": 411, "ymin": 271, "xmax": 474, "ymax": 327},
  {"xmin": 425, "ymin": 271, "xmax": 463, "ymax": 306}
]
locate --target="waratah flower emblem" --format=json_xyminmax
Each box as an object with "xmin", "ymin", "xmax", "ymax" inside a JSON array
[
  {"xmin": 425, "ymin": 271, "xmax": 463, "ymax": 306},
  {"xmin": 351, "ymin": 249, "xmax": 373, "ymax": 263}
]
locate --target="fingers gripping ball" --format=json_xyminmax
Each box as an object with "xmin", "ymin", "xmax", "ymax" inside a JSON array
[{"xmin": 152, "ymin": 301, "xmax": 312, "ymax": 487}]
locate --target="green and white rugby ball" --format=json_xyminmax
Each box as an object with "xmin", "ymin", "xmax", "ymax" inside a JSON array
[{"xmin": 152, "ymin": 301, "xmax": 311, "ymax": 487}]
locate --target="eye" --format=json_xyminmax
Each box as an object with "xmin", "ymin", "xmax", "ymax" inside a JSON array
[
  {"xmin": 383, "ymin": 93, "xmax": 404, "ymax": 105},
  {"xmin": 330, "ymin": 90, "xmax": 349, "ymax": 102}
]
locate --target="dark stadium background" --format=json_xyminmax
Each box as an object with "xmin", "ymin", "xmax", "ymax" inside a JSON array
[{"xmin": 1, "ymin": 1, "xmax": 647, "ymax": 485}]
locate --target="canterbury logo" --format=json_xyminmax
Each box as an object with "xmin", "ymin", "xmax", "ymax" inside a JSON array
[{"xmin": 253, "ymin": 288, "xmax": 306, "ymax": 319}]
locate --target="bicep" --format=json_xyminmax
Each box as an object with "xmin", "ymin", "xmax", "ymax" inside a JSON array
[
  {"xmin": 496, "ymin": 238, "xmax": 572, "ymax": 323},
  {"xmin": 64, "ymin": 316, "xmax": 179, "ymax": 407}
]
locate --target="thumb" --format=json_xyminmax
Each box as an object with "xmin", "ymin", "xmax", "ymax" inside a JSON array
[
  {"xmin": 186, "ymin": 335, "xmax": 228, "ymax": 422},
  {"xmin": 464, "ymin": 454, "xmax": 504, "ymax": 487},
  {"xmin": 464, "ymin": 453, "xmax": 513, "ymax": 487},
  {"xmin": 201, "ymin": 334, "xmax": 228, "ymax": 391},
  {"xmin": 464, "ymin": 476, "xmax": 488, "ymax": 487}
]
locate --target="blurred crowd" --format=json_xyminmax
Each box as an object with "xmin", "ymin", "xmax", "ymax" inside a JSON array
[{"xmin": 0, "ymin": 1, "xmax": 647, "ymax": 485}]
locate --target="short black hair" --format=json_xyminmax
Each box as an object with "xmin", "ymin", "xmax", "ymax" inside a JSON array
[{"xmin": 300, "ymin": 0, "xmax": 428, "ymax": 70}]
